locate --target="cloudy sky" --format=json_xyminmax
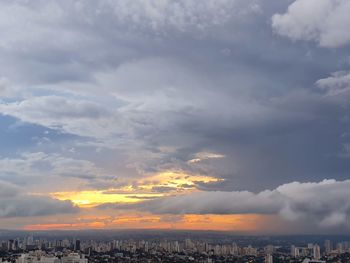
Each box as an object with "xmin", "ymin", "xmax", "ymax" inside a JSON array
[{"xmin": 1, "ymin": 0, "xmax": 350, "ymax": 234}]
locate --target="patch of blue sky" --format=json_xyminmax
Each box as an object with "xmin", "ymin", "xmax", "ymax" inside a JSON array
[{"xmin": 0, "ymin": 115, "xmax": 79, "ymax": 157}]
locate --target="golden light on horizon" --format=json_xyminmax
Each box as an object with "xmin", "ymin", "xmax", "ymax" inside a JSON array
[
  {"xmin": 51, "ymin": 191, "xmax": 163, "ymax": 207},
  {"xmin": 23, "ymin": 213, "xmax": 263, "ymax": 232},
  {"xmin": 51, "ymin": 170, "xmax": 222, "ymax": 208}
]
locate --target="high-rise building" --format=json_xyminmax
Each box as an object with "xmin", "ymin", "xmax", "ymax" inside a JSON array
[
  {"xmin": 324, "ymin": 240, "xmax": 332, "ymax": 255},
  {"xmin": 185, "ymin": 239, "xmax": 193, "ymax": 250},
  {"xmin": 74, "ymin": 240, "xmax": 81, "ymax": 251},
  {"xmin": 265, "ymin": 245, "xmax": 274, "ymax": 255},
  {"xmin": 26, "ymin": 235, "xmax": 34, "ymax": 246},
  {"xmin": 7, "ymin": 240, "xmax": 14, "ymax": 251},
  {"xmin": 337, "ymin": 243, "xmax": 344, "ymax": 254},
  {"xmin": 313, "ymin": 244, "xmax": 321, "ymax": 260},
  {"xmin": 291, "ymin": 245, "xmax": 299, "ymax": 258},
  {"xmin": 265, "ymin": 254, "xmax": 273, "ymax": 263},
  {"xmin": 232, "ymin": 243, "xmax": 238, "ymax": 256}
]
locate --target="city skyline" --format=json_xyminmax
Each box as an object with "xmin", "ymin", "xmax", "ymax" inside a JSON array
[
  {"xmin": 0, "ymin": 0, "xmax": 350, "ymax": 233},
  {"xmin": 1, "ymin": 232, "xmax": 350, "ymax": 262}
]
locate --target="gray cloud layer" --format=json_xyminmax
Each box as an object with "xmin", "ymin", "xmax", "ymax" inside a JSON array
[
  {"xmin": 0, "ymin": 0, "xmax": 350, "ymax": 231},
  {"xmin": 0, "ymin": 181, "xmax": 78, "ymax": 218},
  {"xmin": 0, "ymin": 0, "xmax": 349, "ymax": 191},
  {"xmin": 101, "ymin": 179, "xmax": 350, "ymax": 228}
]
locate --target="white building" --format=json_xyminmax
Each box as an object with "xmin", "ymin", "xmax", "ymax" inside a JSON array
[
  {"xmin": 40, "ymin": 256, "xmax": 60, "ymax": 263},
  {"xmin": 313, "ymin": 244, "xmax": 321, "ymax": 260},
  {"xmin": 291, "ymin": 245, "xmax": 299, "ymax": 257},
  {"xmin": 265, "ymin": 254, "xmax": 273, "ymax": 263},
  {"xmin": 16, "ymin": 254, "xmax": 39, "ymax": 263},
  {"xmin": 16, "ymin": 253, "xmax": 87, "ymax": 263},
  {"xmin": 324, "ymin": 240, "xmax": 332, "ymax": 255},
  {"xmin": 61, "ymin": 253, "xmax": 87, "ymax": 263}
]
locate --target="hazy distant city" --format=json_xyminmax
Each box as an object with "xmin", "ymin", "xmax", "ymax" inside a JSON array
[{"xmin": 0, "ymin": 231, "xmax": 350, "ymax": 262}]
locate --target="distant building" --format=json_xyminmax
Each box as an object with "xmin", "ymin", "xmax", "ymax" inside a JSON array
[
  {"xmin": 61, "ymin": 253, "xmax": 87, "ymax": 263},
  {"xmin": 232, "ymin": 242, "xmax": 238, "ymax": 256},
  {"xmin": 336, "ymin": 242, "xmax": 344, "ymax": 254},
  {"xmin": 302, "ymin": 259, "xmax": 326, "ymax": 263},
  {"xmin": 16, "ymin": 254, "xmax": 38, "ymax": 263},
  {"xmin": 265, "ymin": 254, "xmax": 273, "ymax": 263},
  {"xmin": 40, "ymin": 256, "xmax": 60, "ymax": 263},
  {"xmin": 291, "ymin": 245, "xmax": 299, "ymax": 257},
  {"xmin": 324, "ymin": 240, "xmax": 332, "ymax": 255},
  {"xmin": 74, "ymin": 240, "xmax": 81, "ymax": 251},
  {"xmin": 313, "ymin": 244, "xmax": 321, "ymax": 260},
  {"xmin": 16, "ymin": 253, "xmax": 87, "ymax": 263},
  {"xmin": 7, "ymin": 240, "xmax": 14, "ymax": 251},
  {"xmin": 265, "ymin": 245, "xmax": 274, "ymax": 255}
]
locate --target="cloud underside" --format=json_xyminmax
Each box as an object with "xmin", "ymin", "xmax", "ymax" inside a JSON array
[
  {"xmin": 100, "ymin": 179, "xmax": 350, "ymax": 228},
  {"xmin": 0, "ymin": 181, "xmax": 78, "ymax": 218}
]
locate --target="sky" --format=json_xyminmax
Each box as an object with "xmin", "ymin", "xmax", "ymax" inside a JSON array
[{"xmin": 1, "ymin": 0, "xmax": 350, "ymax": 234}]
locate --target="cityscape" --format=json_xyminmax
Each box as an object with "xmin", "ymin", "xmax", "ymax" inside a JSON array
[
  {"xmin": 1, "ymin": 232, "xmax": 350, "ymax": 262},
  {"xmin": 1, "ymin": 1, "xmax": 350, "ymax": 263}
]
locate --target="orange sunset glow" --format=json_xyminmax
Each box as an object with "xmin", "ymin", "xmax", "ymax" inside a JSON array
[
  {"xmin": 35, "ymin": 170, "xmax": 249, "ymax": 232},
  {"xmin": 23, "ymin": 214, "xmax": 263, "ymax": 232},
  {"xmin": 51, "ymin": 171, "xmax": 221, "ymax": 207}
]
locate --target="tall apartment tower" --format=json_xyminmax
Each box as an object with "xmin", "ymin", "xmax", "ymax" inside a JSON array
[
  {"xmin": 324, "ymin": 240, "xmax": 332, "ymax": 255},
  {"xmin": 313, "ymin": 244, "xmax": 321, "ymax": 260},
  {"xmin": 265, "ymin": 254, "xmax": 273, "ymax": 263}
]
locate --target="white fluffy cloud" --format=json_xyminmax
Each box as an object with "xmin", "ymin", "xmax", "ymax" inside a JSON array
[
  {"xmin": 316, "ymin": 71, "xmax": 350, "ymax": 95},
  {"xmin": 0, "ymin": 181, "xmax": 78, "ymax": 217},
  {"xmin": 108, "ymin": 179, "xmax": 350, "ymax": 228},
  {"xmin": 272, "ymin": 0, "xmax": 350, "ymax": 47}
]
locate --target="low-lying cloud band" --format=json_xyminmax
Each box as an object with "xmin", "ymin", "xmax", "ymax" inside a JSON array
[{"xmin": 100, "ymin": 179, "xmax": 350, "ymax": 228}]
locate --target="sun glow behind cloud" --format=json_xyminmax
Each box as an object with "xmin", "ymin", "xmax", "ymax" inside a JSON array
[
  {"xmin": 51, "ymin": 191, "xmax": 163, "ymax": 207},
  {"xmin": 41, "ymin": 171, "xmax": 248, "ymax": 231},
  {"xmin": 51, "ymin": 171, "xmax": 221, "ymax": 207}
]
